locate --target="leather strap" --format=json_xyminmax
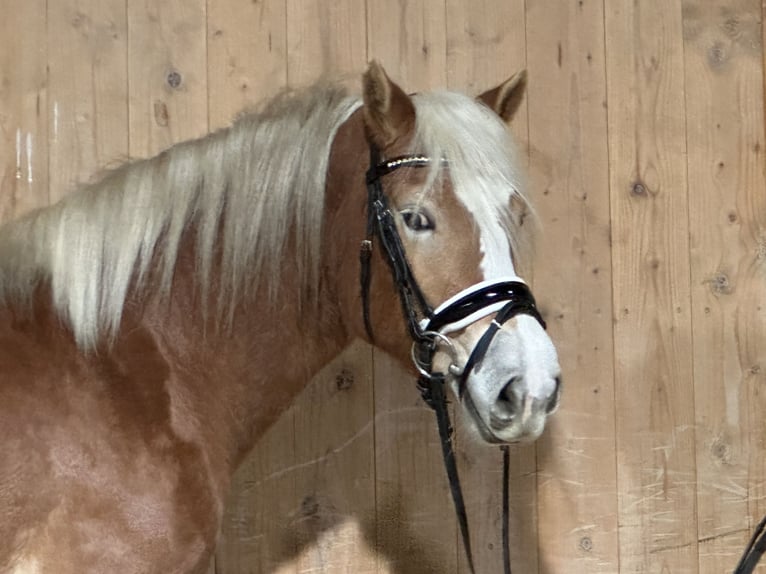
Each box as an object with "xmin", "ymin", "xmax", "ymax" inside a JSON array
[{"xmin": 734, "ymin": 516, "xmax": 766, "ymax": 573}]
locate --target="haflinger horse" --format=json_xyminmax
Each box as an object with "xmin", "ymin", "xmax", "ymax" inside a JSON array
[{"xmin": 0, "ymin": 61, "xmax": 561, "ymax": 573}]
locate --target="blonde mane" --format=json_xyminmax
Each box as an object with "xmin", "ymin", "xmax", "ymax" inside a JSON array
[
  {"xmin": 0, "ymin": 84, "xmax": 531, "ymax": 350},
  {"xmin": 0, "ymin": 84, "xmax": 361, "ymax": 348}
]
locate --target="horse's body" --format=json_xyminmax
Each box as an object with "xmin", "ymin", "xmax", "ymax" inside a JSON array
[{"xmin": 0, "ymin": 64, "xmax": 561, "ymax": 573}]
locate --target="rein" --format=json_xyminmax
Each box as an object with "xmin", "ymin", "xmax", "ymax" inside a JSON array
[
  {"xmin": 360, "ymin": 144, "xmax": 546, "ymax": 574},
  {"xmin": 734, "ymin": 516, "xmax": 766, "ymax": 573}
]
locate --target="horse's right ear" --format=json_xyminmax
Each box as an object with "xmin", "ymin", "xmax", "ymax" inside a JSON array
[
  {"xmin": 477, "ymin": 70, "xmax": 527, "ymax": 125},
  {"xmin": 362, "ymin": 61, "xmax": 416, "ymax": 150}
]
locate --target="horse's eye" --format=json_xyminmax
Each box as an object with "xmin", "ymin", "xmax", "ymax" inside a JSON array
[{"xmin": 401, "ymin": 209, "xmax": 435, "ymax": 232}]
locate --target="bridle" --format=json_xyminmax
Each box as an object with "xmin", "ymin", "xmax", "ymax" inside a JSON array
[{"xmin": 360, "ymin": 144, "xmax": 547, "ymax": 574}]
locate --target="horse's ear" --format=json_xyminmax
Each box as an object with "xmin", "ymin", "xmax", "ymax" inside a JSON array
[
  {"xmin": 477, "ymin": 70, "xmax": 527, "ymax": 125},
  {"xmin": 362, "ymin": 61, "xmax": 416, "ymax": 149}
]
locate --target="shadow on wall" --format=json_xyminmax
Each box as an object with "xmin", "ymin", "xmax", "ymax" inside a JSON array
[{"xmin": 245, "ymin": 477, "xmax": 543, "ymax": 574}]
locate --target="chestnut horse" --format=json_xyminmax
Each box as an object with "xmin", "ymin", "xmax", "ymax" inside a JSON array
[{"xmin": 0, "ymin": 62, "xmax": 561, "ymax": 573}]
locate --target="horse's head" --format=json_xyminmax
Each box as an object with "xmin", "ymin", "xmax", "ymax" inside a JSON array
[{"xmin": 349, "ymin": 62, "xmax": 561, "ymax": 445}]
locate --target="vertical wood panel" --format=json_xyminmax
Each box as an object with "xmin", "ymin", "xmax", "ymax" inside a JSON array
[
  {"xmin": 210, "ymin": 2, "xmax": 290, "ymax": 572},
  {"xmin": 365, "ymin": 2, "xmax": 456, "ymax": 573},
  {"xmin": 445, "ymin": 2, "xmax": 538, "ymax": 573},
  {"xmin": 526, "ymin": 0, "xmax": 619, "ymax": 571},
  {"xmin": 285, "ymin": 0, "xmax": 366, "ymax": 86},
  {"xmin": 367, "ymin": 0, "xmax": 446, "ymax": 91},
  {"xmin": 47, "ymin": 0, "xmax": 128, "ymax": 203},
  {"xmin": 283, "ymin": 3, "xmax": 375, "ymax": 573},
  {"xmin": 0, "ymin": 0, "xmax": 48, "ymax": 219},
  {"xmin": 605, "ymin": 1, "xmax": 698, "ymax": 572},
  {"xmin": 207, "ymin": 0, "xmax": 287, "ymax": 130},
  {"xmin": 5, "ymin": 2, "xmax": 766, "ymax": 572},
  {"xmin": 127, "ymin": 0, "xmax": 207, "ymax": 158},
  {"xmin": 292, "ymin": 343, "xmax": 377, "ymax": 573},
  {"xmin": 683, "ymin": 2, "xmax": 766, "ymax": 572}
]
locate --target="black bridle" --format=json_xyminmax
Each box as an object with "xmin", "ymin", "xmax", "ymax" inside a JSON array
[{"xmin": 360, "ymin": 144, "xmax": 546, "ymax": 574}]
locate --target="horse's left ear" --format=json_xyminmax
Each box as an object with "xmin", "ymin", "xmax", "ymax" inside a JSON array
[
  {"xmin": 362, "ymin": 60, "xmax": 417, "ymax": 150},
  {"xmin": 477, "ymin": 70, "xmax": 527, "ymax": 125}
]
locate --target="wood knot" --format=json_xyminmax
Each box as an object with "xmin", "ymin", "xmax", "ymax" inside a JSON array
[
  {"xmin": 756, "ymin": 234, "xmax": 766, "ymax": 261},
  {"xmin": 166, "ymin": 70, "xmax": 183, "ymax": 89},
  {"xmin": 153, "ymin": 100, "xmax": 169, "ymax": 127},
  {"xmin": 630, "ymin": 181, "xmax": 648, "ymax": 196},
  {"xmin": 301, "ymin": 495, "xmax": 319, "ymax": 518},
  {"xmin": 710, "ymin": 436, "xmax": 732, "ymax": 465},
  {"xmin": 579, "ymin": 537, "xmax": 593, "ymax": 551},
  {"xmin": 707, "ymin": 42, "xmax": 727, "ymax": 69},
  {"xmin": 707, "ymin": 272, "xmax": 732, "ymax": 295},
  {"xmin": 722, "ymin": 17, "xmax": 740, "ymax": 39},
  {"xmin": 335, "ymin": 368, "xmax": 354, "ymax": 391}
]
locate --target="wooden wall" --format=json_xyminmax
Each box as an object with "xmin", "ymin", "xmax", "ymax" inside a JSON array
[{"xmin": 1, "ymin": 0, "xmax": 766, "ymax": 572}]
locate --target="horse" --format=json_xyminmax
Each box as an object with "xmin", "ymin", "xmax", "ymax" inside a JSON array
[{"xmin": 0, "ymin": 61, "xmax": 561, "ymax": 573}]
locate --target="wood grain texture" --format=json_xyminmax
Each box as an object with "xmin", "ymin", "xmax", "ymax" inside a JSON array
[
  {"xmin": 684, "ymin": 2, "xmax": 766, "ymax": 572},
  {"xmin": 291, "ymin": 343, "xmax": 377, "ymax": 574},
  {"xmin": 284, "ymin": 4, "xmax": 375, "ymax": 573},
  {"xmin": 127, "ymin": 0, "xmax": 208, "ymax": 157},
  {"xmin": 47, "ymin": 0, "xmax": 128, "ymax": 202},
  {"xmin": 444, "ymin": 2, "xmax": 538, "ymax": 573},
  {"xmin": 0, "ymin": 0, "xmax": 48, "ymax": 219},
  {"xmin": 285, "ymin": 0, "xmax": 366, "ymax": 86},
  {"xmin": 3, "ymin": 1, "xmax": 766, "ymax": 571},
  {"xmin": 525, "ymin": 0, "xmax": 619, "ymax": 572},
  {"xmin": 605, "ymin": 0, "xmax": 698, "ymax": 571},
  {"xmin": 207, "ymin": 0, "xmax": 287, "ymax": 130},
  {"xmin": 209, "ymin": 3, "xmax": 290, "ymax": 572},
  {"xmin": 366, "ymin": 3, "xmax": 460, "ymax": 573}
]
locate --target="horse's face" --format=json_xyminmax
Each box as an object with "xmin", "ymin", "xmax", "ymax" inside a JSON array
[{"xmin": 361, "ymin": 62, "xmax": 561, "ymax": 444}]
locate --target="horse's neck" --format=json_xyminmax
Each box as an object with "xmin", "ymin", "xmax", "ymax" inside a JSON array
[
  {"xmin": 130, "ymin": 111, "xmax": 373, "ymax": 486},
  {"xmin": 138, "ymin": 261, "xmax": 348, "ymax": 474},
  {"xmin": 135, "ymin": 200, "xmax": 368, "ymax": 491}
]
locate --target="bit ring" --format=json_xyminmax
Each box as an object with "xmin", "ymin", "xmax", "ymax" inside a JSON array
[{"xmin": 410, "ymin": 331, "xmax": 464, "ymax": 378}]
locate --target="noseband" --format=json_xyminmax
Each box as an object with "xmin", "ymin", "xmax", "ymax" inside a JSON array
[{"xmin": 359, "ymin": 144, "xmax": 546, "ymax": 574}]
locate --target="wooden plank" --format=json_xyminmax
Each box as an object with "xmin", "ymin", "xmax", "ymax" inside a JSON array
[
  {"xmin": 365, "ymin": 2, "xmax": 459, "ymax": 573},
  {"xmin": 604, "ymin": 1, "xmax": 698, "ymax": 572},
  {"xmin": 216, "ymin": 418, "xmax": 300, "ymax": 573},
  {"xmin": 208, "ymin": 2, "xmax": 290, "ymax": 572},
  {"xmin": 445, "ymin": 2, "xmax": 538, "ymax": 573},
  {"xmin": 290, "ymin": 342, "xmax": 377, "ymax": 574},
  {"xmin": 525, "ymin": 0, "xmax": 619, "ymax": 572},
  {"xmin": 683, "ymin": 2, "xmax": 766, "ymax": 572},
  {"xmin": 366, "ymin": 0, "xmax": 447, "ymax": 92},
  {"xmin": 0, "ymin": 0, "xmax": 48, "ymax": 219},
  {"xmin": 47, "ymin": 0, "xmax": 128, "ymax": 203},
  {"xmin": 282, "ymin": 3, "xmax": 373, "ymax": 573},
  {"xmin": 127, "ymin": 0, "xmax": 208, "ymax": 158},
  {"xmin": 207, "ymin": 0, "xmax": 287, "ymax": 130},
  {"xmin": 285, "ymin": 0, "xmax": 366, "ymax": 86}
]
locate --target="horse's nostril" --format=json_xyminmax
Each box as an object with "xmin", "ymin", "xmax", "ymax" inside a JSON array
[
  {"xmin": 545, "ymin": 377, "xmax": 562, "ymax": 414},
  {"xmin": 494, "ymin": 377, "xmax": 521, "ymax": 421}
]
